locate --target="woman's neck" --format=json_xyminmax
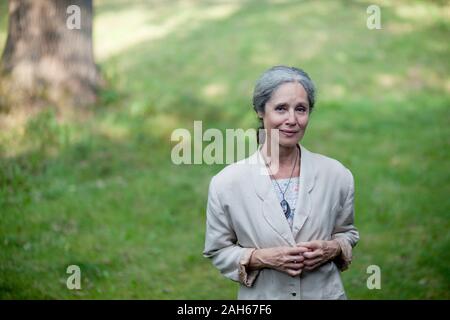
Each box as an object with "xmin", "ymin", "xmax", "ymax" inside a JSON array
[
  {"xmin": 279, "ymin": 145, "xmax": 298, "ymax": 166},
  {"xmin": 260, "ymin": 141, "xmax": 299, "ymax": 167}
]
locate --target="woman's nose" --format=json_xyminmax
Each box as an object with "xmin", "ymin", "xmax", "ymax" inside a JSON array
[{"xmin": 286, "ymin": 110, "xmax": 296, "ymax": 124}]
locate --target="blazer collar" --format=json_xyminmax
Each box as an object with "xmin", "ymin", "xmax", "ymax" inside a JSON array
[
  {"xmin": 249, "ymin": 143, "xmax": 317, "ymax": 245},
  {"xmin": 250, "ymin": 143, "xmax": 316, "ymax": 200}
]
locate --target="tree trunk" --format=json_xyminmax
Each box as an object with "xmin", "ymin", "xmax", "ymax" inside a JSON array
[{"xmin": 0, "ymin": 0, "xmax": 101, "ymax": 109}]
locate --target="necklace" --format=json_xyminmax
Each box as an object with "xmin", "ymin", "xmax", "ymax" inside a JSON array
[{"xmin": 264, "ymin": 145, "xmax": 300, "ymax": 219}]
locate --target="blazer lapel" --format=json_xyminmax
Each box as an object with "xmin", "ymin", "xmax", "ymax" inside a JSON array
[
  {"xmin": 249, "ymin": 147, "xmax": 295, "ymax": 246},
  {"xmin": 291, "ymin": 144, "xmax": 317, "ymax": 240}
]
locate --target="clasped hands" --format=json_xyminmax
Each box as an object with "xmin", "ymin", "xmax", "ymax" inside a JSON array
[{"xmin": 249, "ymin": 240, "xmax": 341, "ymax": 277}]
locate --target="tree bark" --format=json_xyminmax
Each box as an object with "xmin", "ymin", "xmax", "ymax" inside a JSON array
[{"xmin": 0, "ymin": 0, "xmax": 101, "ymax": 109}]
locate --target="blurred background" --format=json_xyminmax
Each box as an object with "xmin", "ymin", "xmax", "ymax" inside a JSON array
[{"xmin": 0, "ymin": 0, "xmax": 449, "ymax": 299}]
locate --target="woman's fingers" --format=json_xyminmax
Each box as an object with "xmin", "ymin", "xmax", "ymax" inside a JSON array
[
  {"xmin": 286, "ymin": 268, "xmax": 303, "ymax": 277},
  {"xmin": 269, "ymin": 245, "xmax": 326, "ymax": 275},
  {"xmin": 285, "ymin": 263, "xmax": 304, "ymax": 270},
  {"xmin": 303, "ymin": 257, "xmax": 325, "ymax": 271},
  {"xmin": 303, "ymin": 250, "xmax": 321, "ymax": 259},
  {"xmin": 287, "ymin": 254, "xmax": 304, "ymax": 263},
  {"xmin": 288, "ymin": 246, "xmax": 309, "ymax": 255},
  {"xmin": 303, "ymin": 257, "xmax": 322, "ymax": 267},
  {"xmin": 283, "ymin": 254, "xmax": 304, "ymax": 269},
  {"xmin": 297, "ymin": 240, "xmax": 321, "ymax": 250}
]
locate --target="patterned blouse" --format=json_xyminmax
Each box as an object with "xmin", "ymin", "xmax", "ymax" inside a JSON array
[{"xmin": 270, "ymin": 176, "xmax": 300, "ymax": 231}]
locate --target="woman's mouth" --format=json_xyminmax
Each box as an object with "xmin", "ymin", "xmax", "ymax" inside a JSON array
[{"xmin": 279, "ymin": 129, "xmax": 299, "ymax": 137}]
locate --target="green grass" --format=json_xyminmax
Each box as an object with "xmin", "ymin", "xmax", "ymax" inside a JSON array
[{"xmin": 0, "ymin": 0, "xmax": 449, "ymax": 299}]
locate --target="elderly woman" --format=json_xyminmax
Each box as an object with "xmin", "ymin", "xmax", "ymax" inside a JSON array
[{"xmin": 203, "ymin": 66, "xmax": 359, "ymax": 300}]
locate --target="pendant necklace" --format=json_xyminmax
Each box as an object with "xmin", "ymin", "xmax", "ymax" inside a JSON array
[{"xmin": 264, "ymin": 145, "xmax": 299, "ymax": 219}]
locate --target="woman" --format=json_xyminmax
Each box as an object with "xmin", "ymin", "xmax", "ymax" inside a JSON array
[{"xmin": 203, "ymin": 66, "xmax": 359, "ymax": 300}]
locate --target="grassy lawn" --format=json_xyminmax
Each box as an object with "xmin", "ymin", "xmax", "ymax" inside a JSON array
[{"xmin": 0, "ymin": 0, "xmax": 449, "ymax": 299}]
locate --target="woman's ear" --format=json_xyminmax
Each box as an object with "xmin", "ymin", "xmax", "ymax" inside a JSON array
[{"xmin": 256, "ymin": 111, "xmax": 264, "ymax": 119}]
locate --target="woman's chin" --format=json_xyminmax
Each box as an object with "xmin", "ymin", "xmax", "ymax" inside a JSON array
[{"xmin": 279, "ymin": 138, "xmax": 300, "ymax": 148}]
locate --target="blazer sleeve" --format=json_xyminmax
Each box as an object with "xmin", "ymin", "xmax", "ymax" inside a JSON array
[
  {"xmin": 331, "ymin": 169, "xmax": 360, "ymax": 271},
  {"xmin": 203, "ymin": 175, "xmax": 259, "ymax": 287}
]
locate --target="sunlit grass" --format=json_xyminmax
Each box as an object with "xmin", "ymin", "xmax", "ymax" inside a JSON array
[{"xmin": 0, "ymin": 0, "xmax": 449, "ymax": 299}]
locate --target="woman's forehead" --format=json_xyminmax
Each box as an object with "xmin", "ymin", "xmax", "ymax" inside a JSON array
[{"xmin": 269, "ymin": 82, "xmax": 309, "ymax": 104}]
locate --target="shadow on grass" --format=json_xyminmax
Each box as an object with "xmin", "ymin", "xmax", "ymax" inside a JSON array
[{"xmin": 1, "ymin": 0, "xmax": 449, "ymax": 299}]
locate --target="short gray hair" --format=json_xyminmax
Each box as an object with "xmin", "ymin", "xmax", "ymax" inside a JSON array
[{"xmin": 252, "ymin": 65, "xmax": 316, "ymax": 115}]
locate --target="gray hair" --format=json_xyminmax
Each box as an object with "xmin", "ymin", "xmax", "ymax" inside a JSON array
[{"xmin": 252, "ymin": 65, "xmax": 316, "ymax": 115}]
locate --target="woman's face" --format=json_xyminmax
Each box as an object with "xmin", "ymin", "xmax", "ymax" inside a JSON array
[{"xmin": 258, "ymin": 82, "xmax": 310, "ymax": 148}]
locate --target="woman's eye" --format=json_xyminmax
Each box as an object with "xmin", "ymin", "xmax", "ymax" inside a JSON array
[{"xmin": 275, "ymin": 106, "xmax": 285, "ymax": 111}]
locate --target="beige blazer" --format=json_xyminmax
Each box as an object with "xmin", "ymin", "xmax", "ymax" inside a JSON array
[{"xmin": 203, "ymin": 144, "xmax": 359, "ymax": 300}]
